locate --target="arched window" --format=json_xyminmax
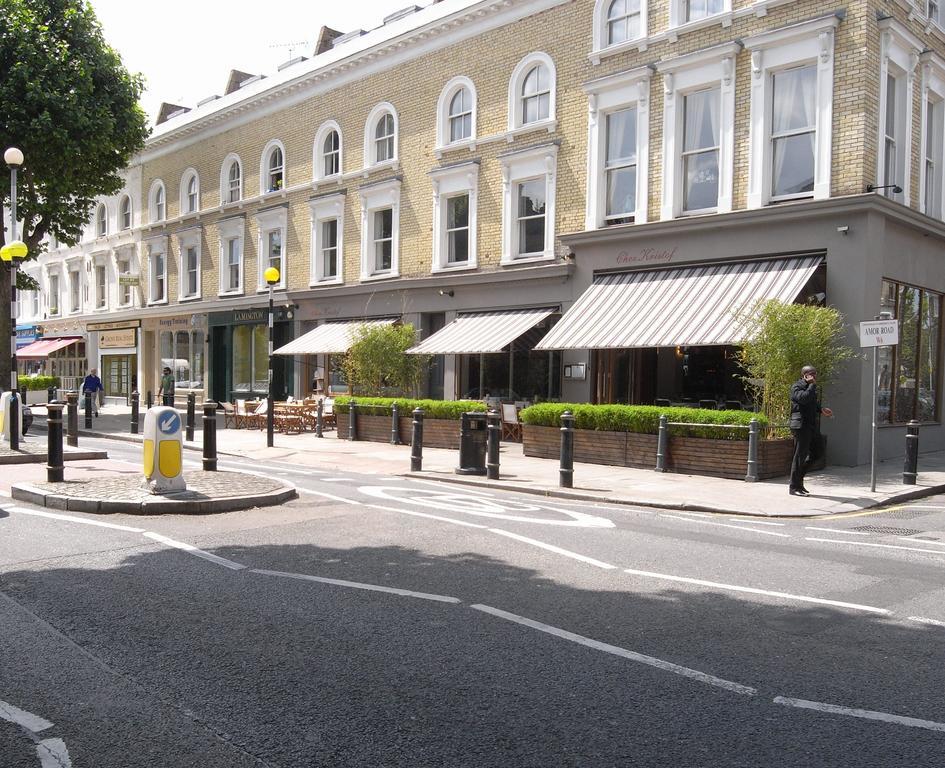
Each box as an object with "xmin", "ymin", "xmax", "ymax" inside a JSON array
[
  {"xmin": 227, "ymin": 160, "xmax": 241, "ymax": 203},
  {"xmin": 261, "ymin": 141, "xmax": 286, "ymax": 194},
  {"xmin": 508, "ymin": 53, "xmax": 556, "ymax": 131},
  {"xmin": 323, "ymin": 130, "xmax": 340, "ymax": 176},
  {"xmin": 607, "ymin": 0, "xmax": 642, "ymax": 44},
  {"xmin": 119, "ymin": 196, "xmax": 132, "ymax": 230},
  {"xmin": 449, "ymin": 89, "xmax": 472, "ymax": 143},
  {"xmin": 181, "ymin": 169, "xmax": 200, "ymax": 214},
  {"xmin": 521, "ymin": 66, "xmax": 551, "ymax": 125},
  {"xmin": 436, "ymin": 77, "xmax": 477, "ymax": 150},
  {"xmin": 96, "ymin": 204, "xmax": 107, "ymax": 237},
  {"xmin": 364, "ymin": 104, "xmax": 399, "ymax": 167},
  {"xmin": 151, "ymin": 182, "xmax": 166, "ymax": 223},
  {"xmin": 375, "ymin": 114, "xmax": 394, "ymax": 162},
  {"xmin": 268, "ymin": 149, "xmax": 283, "ymax": 190},
  {"xmin": 314, "ymin": 122, "xmax": 343, "ymax": 181}
]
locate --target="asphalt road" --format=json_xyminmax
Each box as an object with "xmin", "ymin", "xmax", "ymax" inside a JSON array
[{"xmin": 2, "ymin": 436, "xmax": 945, "ymax": 766}]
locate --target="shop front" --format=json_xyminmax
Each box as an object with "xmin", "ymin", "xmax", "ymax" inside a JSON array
[
  {"xmin": 15, "ymin": 324, "xmax": 41, "ymax": 375},
  {"xmin": 87, "ymin": 319, "xmax": 140, "ymax": 404},
  {"xmin": 142, "ymin": 314, "xmax": 207, "ymax": 404},
  {"xmin": 17, "ymin": 333, "xmax": 87, "ymax": 392}
]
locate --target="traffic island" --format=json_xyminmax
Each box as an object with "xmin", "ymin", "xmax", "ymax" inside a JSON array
[
  {"xmin": 0, "ymin": 441, "xmax": 107, "ymax": 464},
  {"xmin": 11, "ymin": 470, "xmax": 297, "ymax": 514}
]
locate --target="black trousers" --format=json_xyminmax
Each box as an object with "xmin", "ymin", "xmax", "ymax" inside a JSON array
[{"xmin": 790, "ymin": 426, "xmax": 822, "ymax": 490}]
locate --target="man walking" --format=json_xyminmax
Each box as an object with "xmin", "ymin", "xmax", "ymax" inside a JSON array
[
  {"xmin": 81, "ymin": 368, "xmax": 104, "ymax": 417},
  {"xmin": 159, "ymin": 366, "xmax": 175, "ymax": 407},
  {"xmin": 789, "ymin": 365, "xmax": 833, "ymax": 496}
]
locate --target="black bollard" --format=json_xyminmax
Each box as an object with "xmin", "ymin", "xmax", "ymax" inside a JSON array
[
  {"xmin": 146, "ymin": 390, "xmax": 153, "ymax": 410},
  {"xmin": 130, "ymin": 391, "xmax": 140, "ymax": 434},
  {"xmin": 202, "ymin": 402, "xmax": 218, "ymax": 472},
  {"xmin": 487, "ymin": 409, "xmax": 501, "ymax": 480},
  {"xmin": 46, "ymin": 404, "xmax": 64, "ymax": 482},
  {"xmin": 316, "ymin": 398, "xmax": 324, "ymax": 438},
  {"xmin": 84, "ymin": 390, "xmax": 93, "ymax": 428},
  {"xmin": 186, "ymin": 392, "xmax": 196, "ymax": 442},
  {"xmin": 410, "ymin": 407, "xmax": 424, "ymax": 472},
  {"xmin": 903, "ymin": 420, "xmax": 920, "ymax": 485},
  {"xmin": 391, "ymin": 402, "xmax": 400, "ymax": 445},
  {"xmin": 8, "ymin": 390, "xmax": 19, "ymax": 451},
  {"xmin": 559, "ymin": 410, "xmax": 575, "ymax": 488},
  {"xmin": 66, "ymin": 392, "xmax": 78, "ymax": 447},
  {"xmin": 47, "ymin": 385, "xmax": 55, "ymax": 403},
  {"xmin": 348, "ymin": 399, "xmax": 358, "ymax": 441}
]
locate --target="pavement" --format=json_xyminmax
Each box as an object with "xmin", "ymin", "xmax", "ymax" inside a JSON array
[{"xmin": 10, "ymin": 403, "xmax": 945, "ymax": 518}]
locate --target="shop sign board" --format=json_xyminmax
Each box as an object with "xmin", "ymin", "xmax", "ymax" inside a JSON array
[
  {"xmin": 99, "ymin": 328, "xmax": 137, "ymax": 348},
  {"xmin": 118, "ymin": 275, "xmax": 140, "ymax": 286}
]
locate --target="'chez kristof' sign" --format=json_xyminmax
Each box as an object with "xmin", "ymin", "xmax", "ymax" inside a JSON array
[{"xmin": 859, "ymin": 320, "xmax": 899, "ymax": 348}]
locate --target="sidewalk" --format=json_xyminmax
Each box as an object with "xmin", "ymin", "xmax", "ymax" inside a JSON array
[{"xmin": 23, "ymin": 404, "xmax": 945, "ymax": 517}]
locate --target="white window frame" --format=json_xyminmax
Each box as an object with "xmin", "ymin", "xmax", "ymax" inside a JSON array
[
  {"xmin": 436, "ymin": 77, "xmax": 478, "ymax": 151},
  {"xmin": 149, "ymin": 180, "xmax": 166, "ymax": 223},
  {"xmin": 67, "ymin": 262, "xmax": 82, "ymax": 314},
  {"xmin": 500, "ymin": 143, "xmax": 557, "ymax": 264},
  {"xmin": 92, "ymin": 256, "xmax": 108, "ymax": 310},
  {"xmin": 46, "ymin": 269, "xmax": 61, "ymax": 317},
  {"xmin": 309, "ymin": 193, "xmax": 345, "ymax": 285},
  {"xmin": 363, "ymin": 103, "xmax": 399, "ymax": 169},
  {"xmin": 218, "ymin": 216, "xmax": 245, "ymax": 296},
  {"xmin": 256, "ymin": 206, "xmax": 287, "ymax": 291},
  {"xmin": 592, "ymin": 0, "xmax": 648, "ymax": 62},
  {"xmin": 430, "ymin": 161, "xmax": 479, "ymax": 273},
  {"xmin": 669, "ymin": 0, "xmax": 730, "ymax": 29},
  {"xmin": 28, "ymin": 271, "xmax": 40, "ymax": 317},
  {"xmin": 180, "ymin": 168, "xmax": 200, "ymax": 215},
  {"xmin": 114, "ymin": 248, "xmax": 135, "ymax": 308},
  {"xmin": 586, "ymin": 68, "xmax": 651, "ymax": 229},
  {"xmin": 146, "ymin": 236, "xmax": 168, "ymax": 305},
  {"xmin": 314, "ymin": 121, "xmax": 343, "ymax": 181},
  {"xmin": 119, "ymin": 195, "xmax": 132, "ymax": 230},
  {"xmin": 920, "ymin": 54, "xmax": 945, "ymax": 219},
  {"xmin": 176, "ymin": 227, "xmax": 202, "ymax": 301},
  {"xmin": 359, "ymin": 178, "xmax": 401, "ymax": 281},
  {"xmin": 930, "ymin": 0, "xmax": 942, "ymax": 27},
  {"xmin": 878, "ymin": 20, "xmax": 922, "ymax": 207},
  {"xmin": 260, "ymin": 140, "xmax": 287, "ymax": 195},
  {"xmin": 96, "ymin": 204, "xmax": 107, "ymax": 237},
  {"xmin": 744, "ymin": 14, "xmax": 840, "ymax": 209},
  {"xmin": 508, "ymin": 52, "xmax": 557, "ymax": 133},
  {"xmin": 658, "ymin": 42, "xmax": 739, "ymax": 219},
  {"xmin": 221, "ymin": 154, "xmax": 243, "ymax": 205}
]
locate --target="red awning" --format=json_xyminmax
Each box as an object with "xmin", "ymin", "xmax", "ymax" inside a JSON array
[{"xmin": 16, "ymin": 336, "xmax": 82, "ymax": 358}]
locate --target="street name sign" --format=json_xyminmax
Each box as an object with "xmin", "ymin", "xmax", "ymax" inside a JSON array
[{"xmin": 859, "ymin": 320, "xmax": 899, "ymax": 348}]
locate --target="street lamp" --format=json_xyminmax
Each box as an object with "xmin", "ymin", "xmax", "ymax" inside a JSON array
[
  {"xmin": 264, "ymin": 265, "xmax": 280, "ymax": 448},
  {"xmin": 2, "ymin": 146, "xmax": 25, "ymax": 450}
]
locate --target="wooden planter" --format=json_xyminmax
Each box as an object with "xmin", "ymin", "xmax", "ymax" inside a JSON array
[
  {"xmin": 522, "ymin": 424, "xmax": 794, "ymax": 480},
  {"xmin": 336, "ymin": 413, "xmax": 462, "ymax": 450}
]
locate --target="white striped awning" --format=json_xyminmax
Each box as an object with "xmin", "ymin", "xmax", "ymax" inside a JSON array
[
  {"xmin": 535, "ymin": 255, "xmax": 823, "ymax": 350},
  {"xmin": 273, "ymin": 319, "xmax": 395, "ymax": 355},
  {"xmin": 407, "ymin": 307, "xmax": 556, "ymax": 355}
]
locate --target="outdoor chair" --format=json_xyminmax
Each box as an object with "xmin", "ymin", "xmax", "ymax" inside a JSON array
[
  {"xmin": 698, "ymin": 399, "xmax": 718, "ymax": 410},
  {"xmin": 501, "ymin": 402, "xmax": 522, "ymax": 442},
  {"xmin": 246, "ymin": 399, "xmax": 268, "ymax": 429},
  {"xmin": 220, "ymin": 401, "xmax": 240, "ymax": 429},
  {"xmin": 321, "ymin": 398, "xmax": 337, "ymax": 431},
  {"xmin": 724, "ymin": 400, "xmax": 744, "ymax": 410}
]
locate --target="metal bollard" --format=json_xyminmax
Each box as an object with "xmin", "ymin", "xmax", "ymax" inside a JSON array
[
  {"xmin": 559, "ymin": 410, "xmax": 575, "ymax": 488},
  {"xmin": 745, "ymin": 418, "xmax": 759, "ymax": 482},
  {"xmin": 47, "ymin": 386, "xmax": 55, "ymax": 403},
  {"xmin": 202, "ymin": 402, "xmax": 218, "ymax": 472},
  {"xmin": 146, "ymin": 390, "xmax": 153, "ymax": 410},
  {"xmin": 391, "ymin": 402, "xmax": 400, "ymax": 445},
  {"xmin": 46, "ymin": 404, "xmax": 64, "ymax": 482},
  {"xmin": 316, "ymin": 398, "xmax": 324, "ymax": 438},
  {"xmin": 410, "ymin": 407, "xmax": 424, "ymax": 472},
  {"xmin": 186, "ymin": 392, "xmax": 196, "ymax": 442},
  {"xmin": 487, "ymin": 409, "xmax": 501, "ymax": 480},
  {"xmin": 903, "ymin": 420, "xmax": 920, "ymax": 485},
  {"xmin": 348, "ymin": 399, "xmax": 358, "ymax": 441},
  {"xmin": 84, "ymin": 390, "xmax": 93, "ymax": 428},
  {"xmin": 655, "ymin": 414, "xmax": 668, "ymax": 472},
  {"xmin": 66, "ymin": 392, "xmax": 78, "ymax": 447},
  {"xmin": 130, "ymin": 391, "xmax": 140, "ymax": 434},
  {"xmin": 8, "ymin": 390, "xmax": 19, "ymax": 451}
]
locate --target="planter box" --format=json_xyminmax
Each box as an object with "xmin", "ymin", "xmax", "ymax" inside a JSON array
[
  {"xmin": 523, "ymin": 424, "xmax": 794, "ymax": 480},
  {"xmin": 336, "ymin": 413, "xmax": 462, "ymax": 450}
]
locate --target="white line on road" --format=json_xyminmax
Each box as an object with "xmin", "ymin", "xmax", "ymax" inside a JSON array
[
  {"xmin": 899, "ymin": 536, "xmax": 945, "ymax": 547},
  {"xmin": 6, "ymin": 507, "xmax": 146, "ymax": 533},
  {"xmin": 487, "ymin": 529, "xmax": 616, "ymax": 569},
  {"xmin": 471, "ymin": 604, "xmax": 756, "ymax": 696},
  {"xmin": 724, "ymin": 518, "xmax": 786, "ymax": 526},
  {"xmin": 622, "ymin": 567, "xmax": 889, "ymax": 614},
  {"xmin": 773, "ymin": 696, "xmax": 945, "ymax": 733},
  {"xmin": 805, "ymin": 526, "xmax": 870, "ymax": 536},
  {"xmin": 143, "ymin": 532, "xmax": 247, "ymax": 570},
  {"xmin": 37, "ymin": 738, "xmax": 73, "ymax": 768},
  {"xmin": 908, "ymin": 615, "xmax": 945, "ymax": 628},
  {"xmin": 320, "ymin": 477, "xmax": 352, "ymax": 482},
  {"xmin": 297, "ymin": 489, "xmax": 363, "ymax": 505},
  {"xmin": 659, "ymin": 514, "xmax": 791, "ymax": 538},
  {"xmin": 806, "ymin": 537, "xmax": 945, "ymax": 557},
  {"xmin": 251, "ymin": 568, "xmax": 462, "ymax": 603},
  {"xmin": 0, "ymin": 699, "xmax": 53, "ymax": 732},
  {"xmin": 365, "ymin": 503, "xmax": 489, "ymax": 529}
]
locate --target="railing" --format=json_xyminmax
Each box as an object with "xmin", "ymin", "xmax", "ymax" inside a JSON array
[{"xmin": 656, "ymin": 414, "xmax": 762, "ymax": 482}]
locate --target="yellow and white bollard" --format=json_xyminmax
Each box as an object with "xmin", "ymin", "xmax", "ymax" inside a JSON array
[
  {"xmin": 142, "ymin": 406, "xmax": 186, "ymax": 493},
  {"xmin": 0, "ymin": 391, "xmax": 23, "ymax": 446}
]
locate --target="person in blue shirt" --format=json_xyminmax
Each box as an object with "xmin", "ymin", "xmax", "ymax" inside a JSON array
[{"xmin": 81, "ymin": 368, "xmax": 104, "ymax": 417}]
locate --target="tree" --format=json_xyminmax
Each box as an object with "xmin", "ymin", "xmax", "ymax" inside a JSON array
[
  {"xmin": 736, "ymin": 300, "xmax": 857, "ymax": 424},
  {"xmin": 0, "ymin": 0, "xmax": 149, "ymax": 385},
  {"xmin": 343, "ymin": 323, "xmax": 430, "ymax": 396}
]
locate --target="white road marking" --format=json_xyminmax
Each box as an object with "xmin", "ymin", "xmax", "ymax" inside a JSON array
[
  {"xmin": 908, "ymin": 615, "xmax": 945, "ymax": 628},
  {"xmin": 805, "ymin": 526, "xmax": 870, "ymax": 536},
  {"xmin": 806, "ymin": 537, "xmax": 945, "ymax": 557},
  {"xmin": 298, "ymin": 489, "xmax": 363, "ymax": 505},
  {"xmin": 214, "ymin": 459, "xmax": 325, "ymax": 476},
  {"xmin": 488, "ymin": 529, "xmax": 616, "ymax": 569},
  {"xmin": 899, "ymin": 536, "xmax": 945, "ymax": 547},
  {"xmin": 471, "ymin": 604, "xmax": 756, "ymax": 696},
  {"xmin": 6, "ymin": 507, "xmax": 146, "ymax": 533},
  {"xmin": 404, "ymin": 477, "xmax": 494, "ymax": 495},
  {"xmin": 143, "ymin": 532, "xmax": 247, "ymax": 570},
  {"xmin": 670, "ymin": 511, "xmax": 712, "ymax": 518},
  {"xmin": 725, "ymin": 518, "xmax": 785, "ymax": 526},
  {"xmin": 251, "ymin": 568, "xmax": 461, "ymax": 603},
  {"xmin": 660, "ymin": 514, "xmax": 791, "ymax": 538},
  {"xmin": 622, "ymin": 567, "xmax": 889, "ymax": 614},
  {"xmin": 320, "ymin": 477, "xmax": 351, "ymax": 483},
  {"xmin": 0, "ymin": 699, "xmax": 53, "ymax": 732},
  {"xmin": 365, "ymin": 503, "xmax": 488, "ymax": 529},
  {"xmin": 37, "ymin": 738, "xmax": 73, "ymax": 768},
  {"xmin": 773, "ymin": 696, "xmax": 945, "ymax": 733}
]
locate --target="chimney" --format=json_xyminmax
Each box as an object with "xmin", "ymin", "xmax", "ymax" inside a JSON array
[
  {"xmin": 314, "ymin": 26, "xmax": 344, "ymax": 55},
  {"xmin": 224, "ymin": 70, "xmax": 258, "ymax": 95},
  {"xmin": 156, "ymin": 102, "xmax": 190, "ymax": 125}
]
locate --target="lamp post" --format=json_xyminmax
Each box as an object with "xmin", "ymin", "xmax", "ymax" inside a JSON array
[
  {"xmin": 264, "ymin": 265, "xmax": 280, "ymax": 448},
  {"xmin": 2, "ymin": 147, "xmax": 25, "ymax": 450}
]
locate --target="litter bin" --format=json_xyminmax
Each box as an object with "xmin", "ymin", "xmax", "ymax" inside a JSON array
[{"xmin": 456, "ymin": 411, "xmax": 488, "ymax": 475}]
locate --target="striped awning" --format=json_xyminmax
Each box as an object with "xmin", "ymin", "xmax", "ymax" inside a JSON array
[
  {"xmin": 16, "ymin": 337, "xmax": 82, "ymax": 359},
  {"xmin": 535, "ymin": 256, "xmax": 823, "ymax": 350},
  {"xmin": 273, "ymin": 319, "xmax": 395, "ymax": 355},
  {"xmin": 407, "ymin": 307, "xmax": 556, "ymax": 355}
]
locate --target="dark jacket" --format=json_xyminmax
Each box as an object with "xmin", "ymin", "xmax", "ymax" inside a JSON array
[
  {"xmin": 82, "ymin": 374, "xmax": 103, "ymax": 393},
  {"xmin": 789, "ymin": 378, "xmax": 821, "ymax": 430}
]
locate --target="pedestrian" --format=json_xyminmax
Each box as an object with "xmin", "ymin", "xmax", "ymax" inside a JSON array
[
  {"xmin": 81, "ymin": 368, "xmax": 104, "ymax": 417},
  {"xmin": 789, "ymin": 365, "xmax": 833, "ymax": 496},
  {"xmin": 159, "ymin": 366, "xmax": 175, "ymax": 407}
]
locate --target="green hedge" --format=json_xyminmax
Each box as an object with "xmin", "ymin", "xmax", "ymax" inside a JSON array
[
  {"xmin": 519, "ymin": 403, "xmax": 768, "ymax": 441},
  {"xmin": 334, "ymin": 396, "xmax": 487, "ymax": 420},
  {"xmin": 17, "ymin": 375, "xmax": 60, "ymax": 391}
]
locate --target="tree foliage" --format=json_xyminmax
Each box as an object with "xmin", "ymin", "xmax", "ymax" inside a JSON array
[
  {"xmin": 736, "ymin": 300, "xmax": 857, "ymax": 424},
  {"xmin": 343, "ymin": 323, "xmax": 430, "ymax": 396}
]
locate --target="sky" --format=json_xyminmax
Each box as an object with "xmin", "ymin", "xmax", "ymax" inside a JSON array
[{"xmin": 87, "ymin": 0, "xmax": 432, "ymax": 124}]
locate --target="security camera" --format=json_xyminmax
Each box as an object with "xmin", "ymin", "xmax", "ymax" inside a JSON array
[{"xmin": 836, "ymin": 225, "xmax": 849, "ymax": 235}]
